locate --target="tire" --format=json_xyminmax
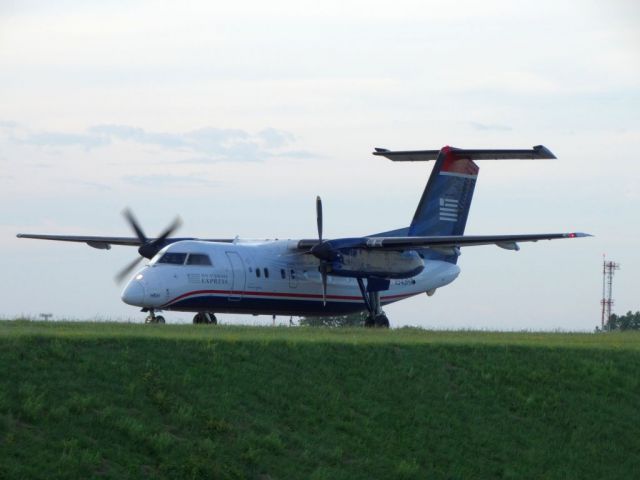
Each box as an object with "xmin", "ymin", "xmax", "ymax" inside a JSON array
[
  {"xmin": 194, "ymin": 313, "xmax": 216, "ymax": 324},
  {"xmin": 364, "ymin": 315, "xmax": 375, "ymax": 328},
  {"xmin": 156, "ymin": 316, "xmax": 165, "ymax": 324},
  {"xmin": 374, "ymin": 314, "xmax": 389, "ymax": 328}
]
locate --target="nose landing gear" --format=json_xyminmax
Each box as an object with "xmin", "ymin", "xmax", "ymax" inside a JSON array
[{"xmin": 144, "ymin": 309, "xmax": 165, "ymax": 324}]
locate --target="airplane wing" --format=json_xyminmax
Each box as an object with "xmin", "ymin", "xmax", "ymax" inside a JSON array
[
  {"xmin": 297, "ymin": 232, "xmax": 591, "ymax": 251},
  {"xmin": 16, "ymin": 233, "xmax": 234, "ymax": 250},
  {"xmin": 360, "ymin": 232, "xmax": 590, "ymax": 250}
]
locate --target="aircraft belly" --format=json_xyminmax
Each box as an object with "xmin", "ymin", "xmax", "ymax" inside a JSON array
[
  {"xmin": 161, "ymin": 281, "xmax": 423, "ymax": 316},
  {"xmin": 167, "ymin": 296, "xmax": 367, "ymax": 316}
]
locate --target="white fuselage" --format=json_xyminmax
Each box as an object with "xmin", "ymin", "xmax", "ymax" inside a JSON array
[{"xmin": 121, "ymin": 240, "xmax": 460, "ymax": 316}]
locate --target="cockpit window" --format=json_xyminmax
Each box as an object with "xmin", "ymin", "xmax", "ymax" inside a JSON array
[
  {"xmin": 158, "ymin": 252, "xmax": 187, "ymax": 265},
  {"xmin": 186, "ymin": 253, "xmax": 212, "ymax": 266}
]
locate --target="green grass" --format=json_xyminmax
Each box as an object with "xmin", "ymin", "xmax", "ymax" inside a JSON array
[{"xmin": 1, "ymin": 321, "xmax": 639, "ymax": 479}]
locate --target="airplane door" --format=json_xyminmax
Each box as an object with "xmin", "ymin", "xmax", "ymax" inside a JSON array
[{"xmin": 225, "ymin": 251, "xmax": 246, "ymax": 301}]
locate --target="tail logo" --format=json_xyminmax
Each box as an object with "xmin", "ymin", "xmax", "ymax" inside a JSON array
[{"xmin": 439, "ymin": 198, "xmax": 459, "ymax": 222}]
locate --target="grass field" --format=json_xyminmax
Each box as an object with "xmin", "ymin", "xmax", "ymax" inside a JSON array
[{"xmin": 1, "ymin": 321, "xmax": 639, "ymax": 479}]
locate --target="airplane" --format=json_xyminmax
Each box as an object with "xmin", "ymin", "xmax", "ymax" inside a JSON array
[{"xmin": 17, "ymin": 145, "xmax": 590, "ymax": 327}]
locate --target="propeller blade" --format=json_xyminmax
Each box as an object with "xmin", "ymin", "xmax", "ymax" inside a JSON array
[
  {"xmin": 115, "ymin": 256, "xmax": 143, "ymax": 284},
  {"xmin": 154, "ymin": 216, "xmax": 183, "ymax": 244},
  {"xmin": 316, "ymin": 196, "xmax": 323, "ymax": 243},
  {"xmin": 122, "ymin": 208, "xmax": 148, "ymax": 244},
  {"xmin": 138, "ymin": 215, "xmax": 182, "ymax": 259},
  {"xmin": 117, "ymin": 209, "xmax": 183, "ymax": 281}
]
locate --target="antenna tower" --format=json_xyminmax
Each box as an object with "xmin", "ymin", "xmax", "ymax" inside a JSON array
[{"xmin": 600, "ymin": 255, "xmax": 620, "ymax": 330}]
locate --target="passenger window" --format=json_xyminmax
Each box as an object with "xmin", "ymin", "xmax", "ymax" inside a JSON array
[
  {"xmin": 158, "ymin": 252, "xmax": 187, "ymax": 265},
  {"xmin": 186, "ymin": 253, "xmax": 212, "ymax": 266},
  {"xmin": 280, "ymin": 269, "xmax": 285, "ymax": 279},
  {"xmin": 264, "ymin": 268, "xmax": 269, "ymax": 279},
  {"xmin": 256, "ymin": 268, "xmax": 261, "ymax": 278}
]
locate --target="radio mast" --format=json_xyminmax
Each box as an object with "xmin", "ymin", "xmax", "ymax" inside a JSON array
[{"xmin": 600, "ymin": 255, "xmax": 620, "ymax": 330}]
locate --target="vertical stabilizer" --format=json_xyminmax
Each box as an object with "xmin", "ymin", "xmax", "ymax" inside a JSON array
[
  {"xmin": 408, "ymin": 147, "xmax": 479, "ymax": 262},
  {"xmin": 372, "ymin": 145, "xmax": 555, "ymax": 262},
  {"xmin": 409, "ymin": 146, "xmax": 478, "ymax": 236}
]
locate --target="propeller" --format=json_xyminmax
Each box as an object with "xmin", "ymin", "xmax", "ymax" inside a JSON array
[
  {"xmin": 114, "ymin": 208, "xmax": 182, "ymax": 283},
  {"xmin": 316, "ymin": 195, "xmax": 323, "ymax": 243},
  {"xmin": 313, "ymin": 196, "xmax": 329, "ymax": 306}
]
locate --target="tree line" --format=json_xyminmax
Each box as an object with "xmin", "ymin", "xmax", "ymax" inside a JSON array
[{"xmin": 606, "ymin": 311, "xmax": 640, "ymax": 331}]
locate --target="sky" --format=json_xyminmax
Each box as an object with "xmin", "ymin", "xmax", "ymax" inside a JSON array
[{"xmin": 1, "ymin": 0, "xmax": 638, "ymax": 330}]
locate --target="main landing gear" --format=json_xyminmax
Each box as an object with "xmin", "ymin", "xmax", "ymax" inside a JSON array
[
  {"xmin": 141, "ymin": 309, "xmax": 217, "ymax": 324},
  {"xmin": 193, "ymin": 312, "xmax": 217, "ymax": 324},
  {"xmin": 365, "ymin": 313, "xmax": 390, "ymax": 328},
  {"xmin": 357, "ymin": 278, "xmax": 390, "ymax": 328},
  {"xmin": 144, "ymin": 309, "xmax": 165, "ymax": 324}
]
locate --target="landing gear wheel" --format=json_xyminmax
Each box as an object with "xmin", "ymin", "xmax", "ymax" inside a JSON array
[
  {"xmin": 356, "ymin": 278, "xmax": 390, "ymax": 329},
  {"xmin": 193, "ymin": 312, "xmax": 217, "ymax": 324},
  {"xmin": 374, "ymin": 314, "xmax": 389, "ymax": 328},
  {"xmin": 145, "ymin": 310, "xmax": 165, "ymax": 324}
]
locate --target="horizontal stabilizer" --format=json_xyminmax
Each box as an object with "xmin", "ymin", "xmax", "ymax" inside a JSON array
[{"xmin": 373, "ymin": 145, "xmax": 556, "ymax": 162}]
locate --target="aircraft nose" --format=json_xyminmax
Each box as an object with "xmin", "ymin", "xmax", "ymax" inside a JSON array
[{"xmin": 121, "ymin": 281, "xmax": 145, "ymax": 306}]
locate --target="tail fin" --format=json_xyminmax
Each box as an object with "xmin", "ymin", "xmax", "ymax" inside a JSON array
[
  {"xmin": 373, "ymin": 145, "xmax": 555, "ymax": 263},
  {"xmin": 409, "ymin": 146, "xmax": 478, "ymax": 238}
]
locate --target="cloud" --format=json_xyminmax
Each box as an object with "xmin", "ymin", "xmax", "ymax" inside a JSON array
[
  {"xmin": 68, "ymin": 180, "xmax": 114, "ymax": 191},
  {"xmin": 123, "ymin": 174, "xmax": 218, "ymax": 187},
  {"xmin": 468, "ymin": 121, "xmax": 513, "ymax": 132},
  {"xmin": 258, "ymin": 127, "xmax": 296, "ymax": 148},
  {"xmin": 20, "ymin": 131, "xmax": 111, "ymax": 149},
  {"xmin": 0, "ymin": 122, "xmax": 109, "ymax": 150},
  {"xmin": 3, "ymin": 122, "xmax": 314, "ymax": 161},
  {"xmin": 270, "ymin": 150, "xmax": 321, "ymax": 159},
  {"xmin": 88, "ymin": 124, "xmax": 189, "ymax": 150}
]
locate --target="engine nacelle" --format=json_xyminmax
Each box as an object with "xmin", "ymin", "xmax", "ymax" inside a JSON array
[{"xmin": 328, "ymin": 249, "xmax": 424, "ymax": 279}]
